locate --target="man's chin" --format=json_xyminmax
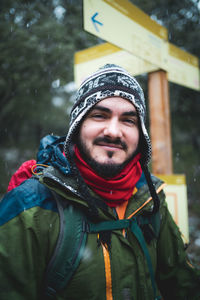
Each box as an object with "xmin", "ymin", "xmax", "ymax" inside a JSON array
[
  {"xmin": 93, "ymin": 153, "xmax": 125, "ymax": 167},
  {"xmin": 87, "ymin": 159, "xmax": 127, "ymax": 178},
  {"xmin": 95, "ymin": 148, "xmax": 125, "ymax": 163}
]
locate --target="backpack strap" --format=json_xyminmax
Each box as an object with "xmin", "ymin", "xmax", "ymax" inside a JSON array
[
  {"xmin": 44, "ymin": 192, "xmax": 87, "ymax": 299},
  {"xmin": 137, "ymin": 212, "xmax": 161, "ymax": 243},
  {"xmin": 129, "ymin": 218, "xmax": 161, "ymax": 300}
]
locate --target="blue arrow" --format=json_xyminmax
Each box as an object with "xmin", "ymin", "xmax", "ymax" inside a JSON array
[{"xmin": 91, "ymin": 12, "xmax": 103, "ymax": 32}]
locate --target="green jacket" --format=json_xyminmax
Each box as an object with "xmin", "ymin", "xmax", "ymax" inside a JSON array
[{"xmin": 0, "ymin": 163, "xmax": 200, "ymax": 300}]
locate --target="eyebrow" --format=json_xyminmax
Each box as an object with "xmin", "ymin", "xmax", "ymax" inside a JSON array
[
  {"xmin": 93, "ymin": 105, "xmax": 138, "ymax": 117},
  {"xmin": 92, "ymin": 105, "xmax": 111, "ymax": 113},
  {"xmin": 121, "ymin": 111, "xmax": 138, "ymax": 118}
]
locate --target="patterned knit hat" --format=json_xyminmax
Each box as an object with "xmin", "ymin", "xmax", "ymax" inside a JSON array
[{"xmin": 64, "ymin": 64, "xmax": 152, "ymax": 166}]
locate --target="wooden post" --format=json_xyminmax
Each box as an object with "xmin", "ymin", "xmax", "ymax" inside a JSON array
[{"xmin": 148, "ymin": 70, "xmax": 173, "ymax": 174}]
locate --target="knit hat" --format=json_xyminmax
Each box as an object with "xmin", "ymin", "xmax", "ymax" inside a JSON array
[{"xmin": 64, "ymin": 64, "xmax": 151, "ymax": 166}]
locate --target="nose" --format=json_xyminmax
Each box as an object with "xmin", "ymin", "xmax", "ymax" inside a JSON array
[{"xmin": 103, "ymin": 118, "xmax": 123, "ymax": 139}]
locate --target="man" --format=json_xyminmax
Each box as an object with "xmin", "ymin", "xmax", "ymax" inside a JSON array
[{"xmin": 0, "ymin": 64, "xmax": 200, "ymax": 300}]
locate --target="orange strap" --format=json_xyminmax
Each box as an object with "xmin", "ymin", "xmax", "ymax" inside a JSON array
[
  {"xmin": 102, "ymin": 244, "xmax": 113, "ymax": 300},
  {"xmin": 127, "ymin": 183, "xmax": 166, "ymax": 219}
]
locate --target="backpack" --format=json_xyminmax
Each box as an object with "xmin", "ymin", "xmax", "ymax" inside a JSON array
[{"xmin": 44, "ymin": 190, "xmax": 161, "ymax": 300}]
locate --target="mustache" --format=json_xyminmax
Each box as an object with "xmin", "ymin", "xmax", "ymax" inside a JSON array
[{"xmin": 93, "ymin": 136, "xmax": 127, "ymax": 151}]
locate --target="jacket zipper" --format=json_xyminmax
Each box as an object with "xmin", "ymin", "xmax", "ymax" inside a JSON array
[{"xmin": 102, "ymin": 243, "xmax": 113, "ymax": 300}]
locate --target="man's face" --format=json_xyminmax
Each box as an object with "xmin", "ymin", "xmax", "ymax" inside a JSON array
[{"xmin": 78, "ymin": 97, "xmax": 140, "ymax": 177}]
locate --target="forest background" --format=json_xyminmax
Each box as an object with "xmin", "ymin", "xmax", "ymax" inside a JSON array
[{"xmin": 0, "ymin": 0, "xmax": 200, "ymax": 263}]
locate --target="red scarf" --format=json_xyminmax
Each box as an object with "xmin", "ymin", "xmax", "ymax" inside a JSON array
[{"xmin": 74, "ymin": 146, "xmax": 142, "ymax": 207}]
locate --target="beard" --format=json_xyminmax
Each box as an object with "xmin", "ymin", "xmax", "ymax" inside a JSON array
[{"xmin": 76, "ymin": 136, "xmax": 139, "ymax": 178}]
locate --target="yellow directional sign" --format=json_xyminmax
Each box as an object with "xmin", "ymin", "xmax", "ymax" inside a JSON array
[
  {"xmin": 168, "ymin": 43, "xmax": 200, "ymax": 91},
  {"xmin": 83, "ymin": 0, "xmax": 168, "ymax": 70},
  {"xmin": 157, "ymin": 174, "xmax": 189, "ymax": 243},
  {"xmin": 74, "ymin": 42, "xmax": 200, "ymax": 91},
  {"xmin": 74, "ymin": 43, "xmax": 158, "ymax": 87}
]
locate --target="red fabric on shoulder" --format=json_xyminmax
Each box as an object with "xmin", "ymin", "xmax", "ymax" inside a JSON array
[{"xmin": 7, "ymin": 159, "xmax": 36, "ymax": 192}]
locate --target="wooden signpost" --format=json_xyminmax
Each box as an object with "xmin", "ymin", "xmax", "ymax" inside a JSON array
[
  {"xmin": 82, "ymin": 0, "xmax": 200, "ymax": 175},
  {"xmin": 148, "ymin": 70, "xmax": 173, "ymax": 174}
]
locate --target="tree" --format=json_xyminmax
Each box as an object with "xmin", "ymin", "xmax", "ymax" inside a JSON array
[{"xmin": 0, "ymin": 0, "xmax": 98, "ymax": 192}]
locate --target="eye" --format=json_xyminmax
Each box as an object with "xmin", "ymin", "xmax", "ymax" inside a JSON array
[
  {"xmin": 123, "ymin": 118, "xmax": 137, "ymax": 125},
  {"xmin": 94, "ymin": 113, "xmax": 104, "ymax": 118},
  {"xmin": 125, "ymin": 119, "xmax": 134, "ymax": 124},
  {"xmin": 90, "ymin": 113, "xmax": 107, "ymax": 120}
]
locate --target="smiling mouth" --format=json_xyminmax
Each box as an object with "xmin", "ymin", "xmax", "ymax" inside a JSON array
[{"xmin": 96, "ymin": 142, "xmax": 123, "ymax": 150}]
